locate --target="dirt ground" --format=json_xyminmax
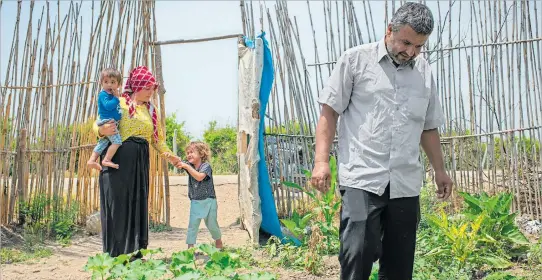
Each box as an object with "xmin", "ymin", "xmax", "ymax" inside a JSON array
[{"xmin": 1, "ymin": 175, "xmax": 340, "ymax": 280}]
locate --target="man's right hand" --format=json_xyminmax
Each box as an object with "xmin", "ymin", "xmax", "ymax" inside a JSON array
[
  {"xmin": 311, "ymin": 161, "xmax": 331, "ymax": 193},
  {"xmin": 98, "ymin": 120, "xmax": 117, "ymax": 137}
]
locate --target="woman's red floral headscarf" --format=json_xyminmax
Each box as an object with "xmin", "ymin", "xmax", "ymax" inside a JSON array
[{"xmin": 122, "ymin": 66, "xmax": 160, "ymax": 141}]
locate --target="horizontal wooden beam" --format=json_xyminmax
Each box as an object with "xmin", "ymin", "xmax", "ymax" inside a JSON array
[
  {"xmin": 150, "ymin": 33, "xmax": 244, "ymax": 46},
  {"xmin": 307, "ymin": 37, "xmax": 542, "ymax": 67}
]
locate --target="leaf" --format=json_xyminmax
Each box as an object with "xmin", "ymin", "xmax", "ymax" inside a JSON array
[
  {"xmin": 502, "ymin": 227, "xmax": 530, "ymax": 245},
  {"xmin": 495, "ymin": 193, "xmax": 513, "ymax": 214},
  {"xmin": 109, "ymin": 264, "xmax": 129, "ymax": 278},
  {"xmin": 140, "ymin": 248, "xmax": 162, "ymax": 257},
  {"xmin": 198, "ymin": 243, "xmax": 220, "ymax": 256},
  {"xmin": 327, "ymin": 156, "xmax": 338, "ymax": 197},
  {"xmin": 458, "ymin": 192, "xmax": 483, "ymax": 214},
  {"xmin": 424, "ymin": 246, "xmax": 450, "ymax": 257},
  {"xmin": 113, "ymin": 254, "xmax": 130, "ymax": 266},
  {"xmin": 207, "ymin": 276, "xmax": 230, "ymax": 280},
  {"xmin": 478, "ymin": 255, "xmax": 513, "ymax": 269},
  {"xmin": 333, "ymin": 201, "xmax": 341, "ymax": 211},
  {"xmin": 301, "ymin": 169, "xmax": 312, "ymax": 178},
  {"xmin": 484, "ymin": 272, "xmax": 518, "ymax": 280},
  {"xmin": 282, "ymin": 181, "xmax": 303, "ymax": 191},
  {"xmin": 237, "ymin": 272, "xmax": 277, "ymax": 280},
  {"xmin": 299, "ymin": 213, "xmax": 313, "ymax": 228},
  {"xmin": 172, "ymin": 250, "xmax": 195, "ymax": 265},
  {"xmin": 84, "ymin": 253, "xmax": 115, "ymax": 275},
  {"xmin": 483, "ymin": 195, "xmax": 501, "ymax": 215},
  {"xmin": 280, "ymin": 219, "xmax": 302, "ymax": 239},
  {"xmin": 174, "ymin": 271, "xmax": 204, "ymax": 280},
  {"xmin": 282, "ymin": 181, "xmax": 316, "ymax": 200},
  {"xmin": 143, "ymin": 261, "xmax": 168, "ymax": 278}
]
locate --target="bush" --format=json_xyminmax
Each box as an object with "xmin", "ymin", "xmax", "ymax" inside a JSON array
[
  {"xmin": 415, "ymin": 191, "xmax": 531, "ymax": 278},
  {"xmin": 274, "ymin": 157, "xmax": 539, "ymax": 278},
  {"xmin": 0, "ymin": 247, "xmax": 52, "ymax": 264},
  {"xmin": 264, "ymin": 156, "xmax": 340, "ymax": 275},
  {"xmin": 18, "ymin": 194, "xmax": 79, "ymax": 246},
  {"xmin": 203, "ymin": 121, "xmax": 237, "ymax": 175},
  {"xmin": 165, "ymin": 112, "xmax": 191, "ymax": 160}
]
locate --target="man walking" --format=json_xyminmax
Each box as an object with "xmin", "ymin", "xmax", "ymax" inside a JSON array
[{"xmin": 310, "ymin": 2, "xmax": 453, "ymax": 280}]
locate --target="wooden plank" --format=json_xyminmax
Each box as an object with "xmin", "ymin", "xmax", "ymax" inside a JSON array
[{"xmin": 150, "ymin": 34, "xmax": 243, "ymax": 46}]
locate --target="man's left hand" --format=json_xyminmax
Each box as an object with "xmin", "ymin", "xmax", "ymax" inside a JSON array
[{"xmin": 435, "ymin": 170, "xmax": 453, "ymax": 200}]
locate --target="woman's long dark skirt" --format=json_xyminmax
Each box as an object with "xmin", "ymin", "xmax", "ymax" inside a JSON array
[{"xmin": 99, "ymin": 137, "xmax": 149, "ymax": 257}]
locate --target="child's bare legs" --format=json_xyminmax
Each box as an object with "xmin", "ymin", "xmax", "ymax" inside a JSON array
[
  {"xmin": 102, "ymin": 144, "xmax": 121, "ymax": 169},
  {"xmin": 87, "ymin": 152, "xmax": 102, "ymax": 170}
]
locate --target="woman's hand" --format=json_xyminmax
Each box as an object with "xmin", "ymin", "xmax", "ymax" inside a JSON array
[
  {"xmin": 169, "ymin": 156, "xmax": 181, "ymax": 166},
  {"xmin": 164, "ymin": 154, "xmax": 185, "ymax": 169},
  {"xmin": 98, "ymin": 121, "xmax": 117, "ymax": 137},
  {"xmin": 163, "ymin": 153, "xmax": 179, "ymax": 165}
]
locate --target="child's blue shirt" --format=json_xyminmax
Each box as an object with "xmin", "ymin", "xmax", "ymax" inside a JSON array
[{"xmin": 97, "ymin": 89, "xmax": 121, "ymax": 121}]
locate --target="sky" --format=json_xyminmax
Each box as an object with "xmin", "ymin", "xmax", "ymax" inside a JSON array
[
  {"xmin": 154, "ymin": 1, "xmax": 242, "ymax": 138},
  {"xmin": 1, "ymin": 1, "xmax": 540, "ymax": 138},
  {"xmin": 0, "ymin": 1, "xmax": 243, "ymax": 139}
]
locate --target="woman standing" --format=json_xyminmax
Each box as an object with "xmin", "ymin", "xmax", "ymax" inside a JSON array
[{"xmin": 94, "ymin": 66, "xmax": 179, "ymax": 259}]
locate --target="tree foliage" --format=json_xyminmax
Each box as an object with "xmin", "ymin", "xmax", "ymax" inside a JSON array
[
  {"xmin": 165, "ymin": 113, "xmax": 191, "ymax": 160},
  {"xmin": 202, "ymin": 121, "xmax": 238, "ymax": 175}
]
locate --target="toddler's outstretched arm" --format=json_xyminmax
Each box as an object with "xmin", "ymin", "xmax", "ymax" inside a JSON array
[{"xmin": 180, "ymin": 163, "xmax": 207, "ymax": 182}]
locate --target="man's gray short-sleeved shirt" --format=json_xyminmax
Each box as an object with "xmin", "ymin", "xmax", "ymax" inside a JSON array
[{"xmin": 318, "ymin": 38, "xmax": 444, "ymax": 199}]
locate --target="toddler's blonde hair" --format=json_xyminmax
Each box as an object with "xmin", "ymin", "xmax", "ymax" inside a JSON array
[{"xmin": 185, "ymin": 141, "xmax": 211, "ymax": 162}]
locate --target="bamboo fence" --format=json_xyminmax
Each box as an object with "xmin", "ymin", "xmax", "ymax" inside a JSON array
[
  {"xmin": 241, "ymin": 0, "xmax": 542, "ymax": 220},
  {"xmin": 0, "ymin": 0, "xmax": 170, "ymax": 226}
]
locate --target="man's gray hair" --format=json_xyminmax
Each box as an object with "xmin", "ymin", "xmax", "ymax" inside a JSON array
[{"xmin": 390, "ymin": 2, "xmax": 434, "ymax": 35}]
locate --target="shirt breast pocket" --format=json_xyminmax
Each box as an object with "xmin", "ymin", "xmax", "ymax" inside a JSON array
[{"xmin": 407, "ymin": 95, "xmax": 429, "ymax": 123}]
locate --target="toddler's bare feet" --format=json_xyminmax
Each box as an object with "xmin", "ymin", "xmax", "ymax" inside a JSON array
[
  {"xmin": 102, "ymin": 159, "xmax": 119, "ymax": 169},
  {"xmin": 87, "ymin": 160, "xmax": 102, "ymax": 171},
  {"xmin": 215, "ymin": 239, "xmax": 223, "ymax": 249}
]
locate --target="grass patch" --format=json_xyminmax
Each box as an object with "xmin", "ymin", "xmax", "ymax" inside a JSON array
[
  {"xmin": 149, "ymin": 221, "xmax": 172, "ymax": 233},
  {"xmin": 0, "ymin": 247, "xmax": 52, "ymax": 264}
]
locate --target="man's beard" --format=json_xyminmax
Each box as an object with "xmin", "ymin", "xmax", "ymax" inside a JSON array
[{"xmin": 386, "ymin": 44, "xmax": 412, "ymax": 66}]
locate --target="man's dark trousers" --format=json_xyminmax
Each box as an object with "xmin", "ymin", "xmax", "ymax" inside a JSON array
[{"xmin": 338, "ymin": 184, "xmax": 420, "ymax": 280}]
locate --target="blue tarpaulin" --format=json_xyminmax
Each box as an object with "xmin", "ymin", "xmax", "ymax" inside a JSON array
[{"xmin": 256, "ymin": 33, "xmax": 283, "ymax": 239}]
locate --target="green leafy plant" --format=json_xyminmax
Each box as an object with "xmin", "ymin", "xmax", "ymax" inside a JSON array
[
  {"xmin": 84, "ymin": 245, "xmax": 276, "ymax": 280},
  {"xmin": 17, "ymin": 194, "xmax": 79, "ymax": 246},
  {"xmin": 85, "ymin": 248, "xmax": 166, "ymax": 280},
  {"xmin": 426, "ymin": 210, "xmax": 512, "ymax": 269},
  {"xmin": 149, "ymin": 221, "xmax": 172, "ymax": 233},
  {"xmin": 264, "ymin": 236, "xmax": 317, "ymax": 273},
  {"xmin": 0, "ymin": 247, "xmax": 52, "ymax": 264},
  {"xmin": 483, "ymin": 272, "xmax": 522, "ymax": 280},
  {"xmin": 279, "ymin": 211, "xmax": 312, "ymax": 242},
  {"xmin": 527, "ymin": 239, "xmax": 542, "ymax": 266},
  {"xmin": 416, "ymin": 191, "xmax": 533, "ymax": 277},
  {"xmin": 263, "ymin": 156, "xmax": 341, "ymax": 275},
  {"xmin": 459, "ymin": 192, "xmax": 529, "ymax": 248},
  {"xmin": 281, "ymin": 155, "xmax": 340, "ymax": 254}
]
